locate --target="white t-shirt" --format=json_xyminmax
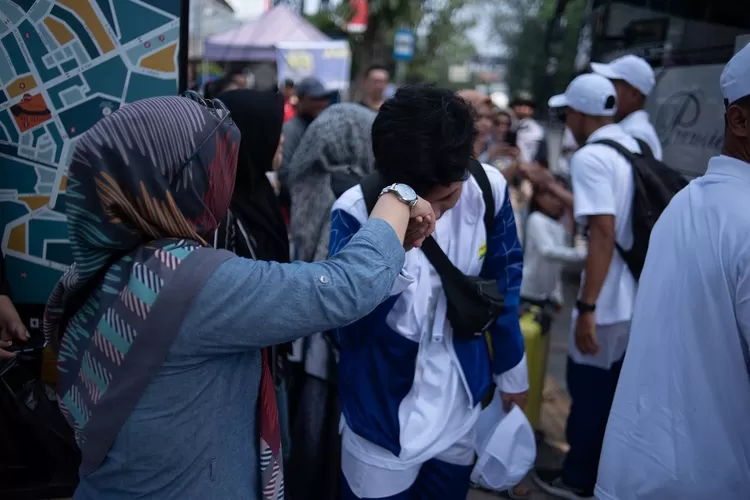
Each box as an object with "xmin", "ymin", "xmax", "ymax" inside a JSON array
[
  {"xmin": 618, "ymin": 109, "xmax": 663, "ymax": 161},
  {"xmin": 570, "ymin": 123, "xmax": 637, "ymax": 326},
  {"xmin": 596, "ymin": 155, "xmax": 750, "ymax": 500},
  {"xmin": 521, "ymin": 211, "xmax": 585, "ymax": 305},
  {"xmin": 516, "ymin": 117, "xmax": 545, "ymax": 163}
]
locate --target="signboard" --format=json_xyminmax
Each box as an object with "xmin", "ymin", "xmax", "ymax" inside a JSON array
[
  {"xmin": 0, "ymin": 0, "xmax": 185, "ymax": 328},
  {"xmin": 393, "ymin": 29, "xmax": 415, "ymax": 61},
  {"xmin": 276, "ymin": 42, "xmax": 351, "ymax": 91},
  {"xmin": 647, "ymin": 64, "xmax": 725, "ymax": 178},
  {"xmin": 347, "ymin": 0, "xmax": 368, "ymax": 34}
]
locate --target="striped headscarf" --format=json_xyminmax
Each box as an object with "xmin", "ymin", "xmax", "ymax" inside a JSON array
[{"xmin": 43, "ymin": 95, "xmax": 242, "ymax": 473}]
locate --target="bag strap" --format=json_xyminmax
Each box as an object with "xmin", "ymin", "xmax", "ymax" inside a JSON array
[
  {"xmin": 468, "ymin": 159, "xmax": 495, "ymax": 236},
  {"xmin": 360, "ymin": 161, "xmax": 495, "ymax": 278},
  {"xmin": 591, "ymin": 138, "xmax": 639, "ymax": 161},
  {"xmin": 361, "ymin": 171, "xmax": 387, "ymax": 214},
  {"xmin": 634, "ymin": 138, "xmax": 653, "ymax": 158},
  {"xmin": 588, "ymin": 139, "xmax": 639, "ymax": 276},
  {"xmin": 420, "ymin": 161, "xmax": 495, "ymax": 277}
]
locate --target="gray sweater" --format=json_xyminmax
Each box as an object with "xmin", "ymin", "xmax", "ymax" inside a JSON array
[
  {"xmin": 73, "ymin": 219, "xmax": 403, "ymax": 499},
  {"xmin": 278, "ymin": 115, "xmax": 309, "ymax": 189}
]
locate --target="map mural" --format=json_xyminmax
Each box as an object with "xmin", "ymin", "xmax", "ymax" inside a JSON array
[{"xmin": 0, "ymin": 0, "xmax": 182, "ymax": 311}]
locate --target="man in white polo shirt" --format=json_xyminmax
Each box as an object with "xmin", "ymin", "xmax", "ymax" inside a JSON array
[
  {"xmin": 595, "ymin": 43, "xmax": 750, "ymax": 500},
  {"xmin": 532, "ymin": 74, "xmax": 639, "ymax": 500},
  {"xmin": 591, "ymin": 55, "xmax": 663, "ymax": 160}
]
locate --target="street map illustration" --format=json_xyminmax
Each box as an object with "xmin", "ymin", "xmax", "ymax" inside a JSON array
[{"xmin": 0, "ymin": 0, "xmax": 181, "ymax": 306}]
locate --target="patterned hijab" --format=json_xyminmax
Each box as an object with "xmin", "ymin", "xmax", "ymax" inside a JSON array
[
  {"xmin": 41, "ymin": 95, "xmax": 282, "ymax": 496},
  {"xmin": 288, "ymin": 103, "xmax": 376, "ymax": 262}
]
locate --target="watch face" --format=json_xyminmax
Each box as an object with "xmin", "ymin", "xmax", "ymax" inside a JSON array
[{"xmin": 395, "ymin": 183, "xmax": 417, "ymax": 203}]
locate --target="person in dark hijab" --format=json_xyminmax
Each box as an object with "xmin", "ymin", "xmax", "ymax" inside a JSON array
[
  {"xmin": 214, "ymin": 89, "xmax": 289, "ymax": 263},
  {"xmin": 213, "ymin": 88, "xmax": 294, "ymax": 467}
]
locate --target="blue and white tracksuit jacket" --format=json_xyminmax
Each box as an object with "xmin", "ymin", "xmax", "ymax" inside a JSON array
[{"xmin": 329, "ymin": 164, "xmax": 528, "ymax": 498}]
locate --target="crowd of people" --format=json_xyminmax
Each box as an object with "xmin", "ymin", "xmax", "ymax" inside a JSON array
[{"xmin": 1, "ymin": 44, "xmax": 750, "ymax": 500}]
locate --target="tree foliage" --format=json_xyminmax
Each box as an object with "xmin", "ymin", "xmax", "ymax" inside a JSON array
[
  {"xmin": 495, "ymin": 0, "xmax": 587, "ymax": 112},
  {"xmin": 306, "ymin": 0, "xmax": 480, "ymax": 88},
  {"xmin": 407, "ymin": 0, "xmax": 480, "ymax": 86}
]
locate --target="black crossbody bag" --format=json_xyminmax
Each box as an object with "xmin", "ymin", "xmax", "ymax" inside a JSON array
[{"xmin": 360, "ymin": 160, "xmax": 504, "ymax": 340}]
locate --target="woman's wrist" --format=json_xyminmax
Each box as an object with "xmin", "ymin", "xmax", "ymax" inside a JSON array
[{"xmin": 370, "ymin": 193, "xmax": 411, "ymax": 245}]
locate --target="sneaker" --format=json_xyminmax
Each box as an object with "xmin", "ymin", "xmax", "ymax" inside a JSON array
[{"xmin": 532, "ymin": 469, "xmax": 594, "ymax": 500}]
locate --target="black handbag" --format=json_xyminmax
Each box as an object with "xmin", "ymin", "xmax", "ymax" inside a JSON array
[
  {"xmin": 360, "ymin": 160, "xmax": 504, "ymax": 340},
  {"xmin": 0, "ymin": 352, "xmax": 80, "ymax": 499}
]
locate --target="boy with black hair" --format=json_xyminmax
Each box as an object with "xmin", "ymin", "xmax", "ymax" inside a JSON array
[{"xmin": 330, "ymin": 85, "xmax": 528, "ymax": 499}]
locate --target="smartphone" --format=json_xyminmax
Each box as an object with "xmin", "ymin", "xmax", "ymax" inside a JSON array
[
  {"xmin": 505, "ymin": 130, "xmax": 518, "ymax": 147},
  {"xmin": 8, "ymin": 335, "xmax": 47, "ymax": 354}
]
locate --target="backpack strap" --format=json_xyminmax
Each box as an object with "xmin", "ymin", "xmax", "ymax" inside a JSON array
[
  {"xmin": 634, "ymin": 138, "xmax": 653, "ymax": 158},
  {"xmin": 588, "ymin": 139, "xmax": 638, "ymax": 274},
  {"xmin": 591, "ymin": 138, "xmax": 639, "ymax": 160}
]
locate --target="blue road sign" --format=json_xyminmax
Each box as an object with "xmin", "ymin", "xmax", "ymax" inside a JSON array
[{"xmin": 393, "ymin": 29, "xmax": 415, "ymax": 61}]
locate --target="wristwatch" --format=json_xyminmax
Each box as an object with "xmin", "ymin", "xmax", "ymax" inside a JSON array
[
  {"xmin": 576, "ymin": 300, "xmax": 596, "ymax": 314},
  {"xmin": 379, "ymin": 183, "xmax": 418, "ymax": 210}
]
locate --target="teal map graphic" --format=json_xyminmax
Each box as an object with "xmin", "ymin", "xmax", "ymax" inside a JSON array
[{"xmin": 0, "ymin": 0, "xmax": 181, "ymax": 307}]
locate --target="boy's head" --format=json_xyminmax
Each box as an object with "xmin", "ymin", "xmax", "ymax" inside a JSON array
[
  {"xmin": 372, "ymin": 85, "xmax": 477, "ymax": 219},
  {"xmin": 531, "ymin": 174, "xmax": 569, "ymax": 220}
]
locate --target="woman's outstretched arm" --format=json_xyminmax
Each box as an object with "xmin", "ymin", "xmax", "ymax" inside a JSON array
[{"xmin": 177, "ymin": 194, "xmax": 433, "ymax": 354}]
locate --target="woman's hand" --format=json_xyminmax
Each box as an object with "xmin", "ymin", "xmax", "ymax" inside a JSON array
[
  {"xmin": 519, "ymin": 162, "xmax": 554, "ymax": 187},
  {"xmin": 404, "ymin": 197, "xmax": 435, "ymax": 250},
  {"xmin": 0, "ymin": 295, "xmax": 30, "ymax": 359}
]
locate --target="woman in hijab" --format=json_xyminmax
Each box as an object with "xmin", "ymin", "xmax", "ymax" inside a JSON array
[
  {"xmin": 285, "ymin": 103, "xmax": 377, "ymax": 500},
  {"xmin": 212, "ymin": 88, "xmax": 294, "ymax": 465},
  {"xmin": 214, "ymin": 89, "xmax": 288, "ymax": 263},
  {"xmin": 42, "ymin": 94, "xmax": 435, "ymax": 500},
  {"xmin": 288, "ymin": 103, "xmax": 377, "ymax": 262}
]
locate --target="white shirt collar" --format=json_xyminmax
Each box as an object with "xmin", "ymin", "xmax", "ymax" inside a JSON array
[
  {"xmin": 585, "ymin": 123, "xmax": 623, "ymax": 144},
  {"xmin": 706, "ymin": 155, "xmax": 750, "ymax": 183},
  {"xmin": 619, "ymin": 109, "xmax": 650, "ymax": 126}
]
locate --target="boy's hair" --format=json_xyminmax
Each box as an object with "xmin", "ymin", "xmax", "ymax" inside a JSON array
[{"xmin": 371, "ymin": 85, "xmax": 477, "ymax": 196}]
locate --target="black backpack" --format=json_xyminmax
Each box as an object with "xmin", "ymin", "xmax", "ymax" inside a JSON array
[{"xmin": 592, "ymin": 138, "xmax": 688, "ymax": 280}]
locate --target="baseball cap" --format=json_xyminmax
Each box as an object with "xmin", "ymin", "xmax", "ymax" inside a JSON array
[
  {"xmin": 590, "ymin": 55, "xmax": 656, "ymax": 96},
  {"xmin": 548, "ymin": 73, "xmax": 618, "ymax": 117},
  {"xmin": 721, "ymin": 42, "xmax": 750, "ymax": 106},
  {"xmin": 510, "ymin": 90, "xmax": 536, "ymax": 108},
  {"xmin": 296, "ymin": 77, "xmax": 333, "ymax": 99}
]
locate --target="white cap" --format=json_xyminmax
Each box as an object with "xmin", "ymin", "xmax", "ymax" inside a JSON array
[
  {"xmin": 590, "ymin": 55, "xmax": 656, "ymax": 96},
  {"xmin": 548, "ymin": 73, "xmax": 618, "ymax": 117},
  {"xmin": 721, "ymin": 42, "xmax": 750, "ymax": 105},
  {"xmin": 471, "ymin": 394, "xmax": 536, "ymax": 491}
]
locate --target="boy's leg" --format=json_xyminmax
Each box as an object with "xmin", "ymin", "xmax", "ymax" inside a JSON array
[{"xmin": 410, "ymin": 458, "xmax": 474, "ymax": 500}]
